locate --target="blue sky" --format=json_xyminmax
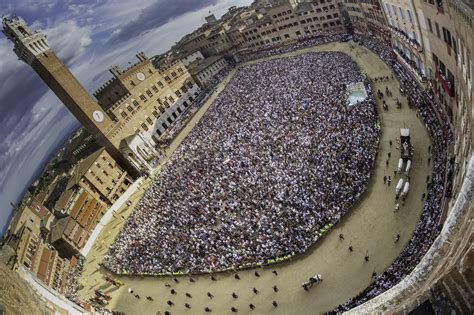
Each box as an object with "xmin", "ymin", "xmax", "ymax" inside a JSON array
[{"xmin": 0, "ymin": 0, "xmax": 252, "ymax": 235}]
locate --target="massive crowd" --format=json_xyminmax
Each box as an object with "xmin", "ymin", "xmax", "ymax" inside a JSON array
[
  {"xmin": 99, "ymin": 32, "xmax": 453, "ymax": 313},
  {"xmin": 229, "ymin": 33, "xmax": 453, "ymax": 312},
  {"xmin": 236, "ymin": 33, "xmax": 351, "ymax": 62},
  {"xmin": 158, "ymin": 67, "xmax": 233, "ymax": 146},
  {"xmin": 330, "ymin": 35, "xmax": 452, "ymax": 313},
  {"xmin": 105, "ymin": 51, "xmax": 379, "ymax": 275},
  {"xmin": 63, "ymin": 261, "xmax": 84, "ymax": 307}
]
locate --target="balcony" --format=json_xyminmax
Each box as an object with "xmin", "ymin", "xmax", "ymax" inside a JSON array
[
  {"xmin": 436, "ymin": 2, "xmax": 444, "ymax": 14},
  {"xmin": 367, "ymin": 22, "xmax": 390, "ymax": 37},
  {"xmin": 435, "ymin": 69, "xmax": 455, "ymax": 98},
  {"xmin": 393, "ymin": 47, "xmax": 426, "ymax": 83},
  {"xmin": 389, "ymin": 25, "xmax": 423, "ymax": 53}
]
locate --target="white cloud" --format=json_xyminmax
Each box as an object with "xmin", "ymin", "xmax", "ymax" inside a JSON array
[
  {"xmin": 0, "ymin": 37, "xmax": 26, "ymax": 83},
  {"xmin": 0, "ymin": 0, "xmax": 254, "ymax": 234},
  {"xmin": 44, "ymin": 20, "xmax": 92, "ymax": 64}
]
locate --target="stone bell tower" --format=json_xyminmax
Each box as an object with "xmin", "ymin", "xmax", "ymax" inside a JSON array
[{"xmin": 2, "ymin": 16, "xmax": 139, "ymax": 178}]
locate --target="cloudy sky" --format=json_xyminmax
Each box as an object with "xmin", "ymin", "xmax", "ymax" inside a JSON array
[{"xmin": 0, "ymin": 0, "xmax": 252, "ymax": 235}]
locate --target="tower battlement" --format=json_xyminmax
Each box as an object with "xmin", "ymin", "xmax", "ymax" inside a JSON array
[
  {"xmin": 93, "ymin": 52, "xmax": 152, "ymax": 97},
  {"xmin": 2, "ymin": 16, "xmax": 50, "ymax": 65},
  {"xmin": 93, "ymin": 78, "xmax": 118, "ymax": 96},
  {"xmin": 3, "ymin": 15, "xmax": 140, "ymax": 178}
]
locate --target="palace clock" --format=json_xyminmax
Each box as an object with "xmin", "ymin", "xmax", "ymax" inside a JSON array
[{"xmin": 92, "ymin": 110, "xmax": 105, "ymax": 122}]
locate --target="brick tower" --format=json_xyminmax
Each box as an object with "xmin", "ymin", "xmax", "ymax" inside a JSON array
[{"xmin": 2, "ymin": 16, "xmax": 139, "ymax": 178}]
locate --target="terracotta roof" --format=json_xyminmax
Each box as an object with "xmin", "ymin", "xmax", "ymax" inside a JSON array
[{"xmin": 29, "ymin": 199, "xmax": 50, "ymax": 220}]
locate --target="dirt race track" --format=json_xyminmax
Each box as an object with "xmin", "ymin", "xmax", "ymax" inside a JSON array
[{"xmin": 78, "ymin": 41, "xmax": 432, "ymax": 315}]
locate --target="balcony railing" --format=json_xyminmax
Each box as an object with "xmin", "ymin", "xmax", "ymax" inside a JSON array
[
  {"xmin": 389, "ymin": 25, "xmax": 423, "ymax": 53},
  {"xmin": 394, "ymin": 47, "xmax": 426, "ymax": 83},
  {"xmin": 435, "ymin": 69, "xmax": 455, "ymax": 98}
]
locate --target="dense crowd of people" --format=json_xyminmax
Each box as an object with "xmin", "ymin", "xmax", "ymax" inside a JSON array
[
  {"xmin": 158, "ymin": 67, "xmax": 233, "ymax": 146},
  {"xmin": 329, "ymin": 35, "xmax": 452, "ymax": 313},
  {"xmin": 236, "ymin": 33, "xmax": 351, "ymax": 62},
  {"xmin": 237, "ymin": 32, "xmax": 453, "ymax": 313},
  {"xmin": 95, "ymin": 31, "xmax": 454, "ymax": 314},
  {"xmin": 105, "ymin": 51, "xmax": 379, "ymax": 275},
  {"xmin": 63, "ymin": 262, "xmax": 83, "ymax": 307}
]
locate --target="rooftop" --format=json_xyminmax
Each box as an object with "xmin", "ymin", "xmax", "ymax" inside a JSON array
[{"xmin": 188, "ymin": 55, "xmax": 224, "ymax": 74}]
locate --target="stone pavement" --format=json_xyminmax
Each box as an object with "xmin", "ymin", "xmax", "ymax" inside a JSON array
[{"xmin": 78, "ymin": 41, "xmax": 433, "ymax": 315}]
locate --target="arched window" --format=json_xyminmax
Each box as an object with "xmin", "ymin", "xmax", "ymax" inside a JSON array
[{"xmin": 17, "ymin": 26, "xmax": 29, "ymax": 36}]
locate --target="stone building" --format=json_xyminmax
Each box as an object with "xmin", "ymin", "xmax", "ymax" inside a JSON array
[
  {"xmin": 70, "ymin": 148, "xmax": 132, "ymax": 205},
  {"xmin": 365, "ymin": 0, "xmax": 472, "ymax": 205},
  {"xmin": 188, "ymin": 56, "xmax": 229, "ymax": 88},
  {"xmin": 2, "ymin": 18, "xmax": 201, "ymax": 177},
  {"xmin": 180, "ymin": 51, "xmax": 205, "ymax": 66},
  {"xmin": 381, "ymin": 0, "xmax": 428, "ymax": 81},
  {"xmin": 417, "ymin": 0, "xmax": 457, "ymax": 121},
  {"xmin": 93, "ymin": 52, "xmax": 201, "ymax": 154},
  {"xmin": 50, "ymin": 183, "xmax": 106, "ymax": 258},
  {"xmin": 241, "ymin": 0, "xmax": 344, "ymax": 48},
  {"xmin": 2, "ymin": 17, "xmax": 140, "ymax": 178},
  {"xmin": 388, "ymin": 0, "xmax": 473, "ymax": 205},
  {"xmin": 171, "ymin": 0, "xmax": 345, "ymax": 54},
  {"xmin": 3, "ymin": 201, "xmax": 73, "ymax": 294},
  {"xmin": 344, "ymin": 0, "xmax": 367, "ymax": 33},
  {"xmin": 344, "ymin": 0, "xmax": 389, "ymax": 41},
  {"xmin": 48, "ymin": 148, "xmax": 133, "ymax": 257},
  {"xmin": 443, "ymin": 0, "xmax": 473, "ymax": 203},
  {"xmin": 5, "ymin": 199, "xmax": 50, "ymax": 238},
  {"xmin": 175, "ymin": 24, "xmax": 214, "ymax": 56}
]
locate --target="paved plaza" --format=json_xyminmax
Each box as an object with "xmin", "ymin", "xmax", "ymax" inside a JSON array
[{"xmin": 78, "ymin": 41, "xmax": 433, "ymax": 314}]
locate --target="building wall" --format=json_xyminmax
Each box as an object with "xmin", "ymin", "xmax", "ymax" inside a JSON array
[
  {"xmin": 345, "ymin": 1, "xmax": 472, "ymax": 206},
  {"xmin": 191, "ymin": 57, "xmax": 229, "ymax": 88},
  {"xmin": 444, "ymin": 0, "xmax": 473, "ymax": 206},
  {"xmin": 361, "ymin": 0, "xmax": 390, "ymax": 40},
  {"xmin": 81, "ymin": 150, "xmax": 131, "ymax": 204},
  {"xmin": 7, "ymin": 201, "xmax": 48, "ymax": 236},
  {"xmin": 345, "ymin": 0, "xmax": 367, "ymax": 33},
  {"xmin": 418, "ymin": 0, "xmax": 457, "ymax": 121},
  {"xmin": 381, "ymin": 0, "xmax": 428, "ymax": 80},
  {"xmin": 227, "ymin": 28, "xmax": 246, "ymax": 48},
  {"xmin": 181, "ymin": 51, "xmax": 205, "ymax": 66},
  {"xmin": 16, "ymin": 226, "xmax": 41, "ymax": 270},
  {"xmin": 11, "ymin": 217, "xmax": 71, "ymax": 295},
  {"xmin": 242, "ymin": 0, "xmax": 344, "ymax": 49},
  {"xmin": 51, "ymin": 185, "xmax": 106, "ymax": 257},
  {"xmin": 207, "ymin": 30, "xmax": 234, "ymax": 54},
  {"xmin": 95, "ymin": 55, "xmax": 201, "ymax": 144},
  {"xmin": 170, "ymin": 0, "xmax": 344, "ymax": 54},
  {"xmin": 179, "ymin": 32, "xmax": 212, "ymax": 56}
]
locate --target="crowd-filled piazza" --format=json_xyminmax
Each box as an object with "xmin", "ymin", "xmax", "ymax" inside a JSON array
[
  {"xmin": 76, "ymin": 35, "xmax": 448, "ymax": 314},
  {"xmin": 105, "ymin": 50, "xmax": 380, "ymax": 275}
]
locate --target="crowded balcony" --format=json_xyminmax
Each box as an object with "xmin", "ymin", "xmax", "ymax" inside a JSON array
[
  {"xmin": 435, "ymin": 68, "xmax": 455, "ymax": 98},
  {"xmin": 389, "ymin": 25, "xmax": 423, "ymax": 53},
  {"xmin": 393, "ymin": 46, "xmax": 426, "ymax": 82}
]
